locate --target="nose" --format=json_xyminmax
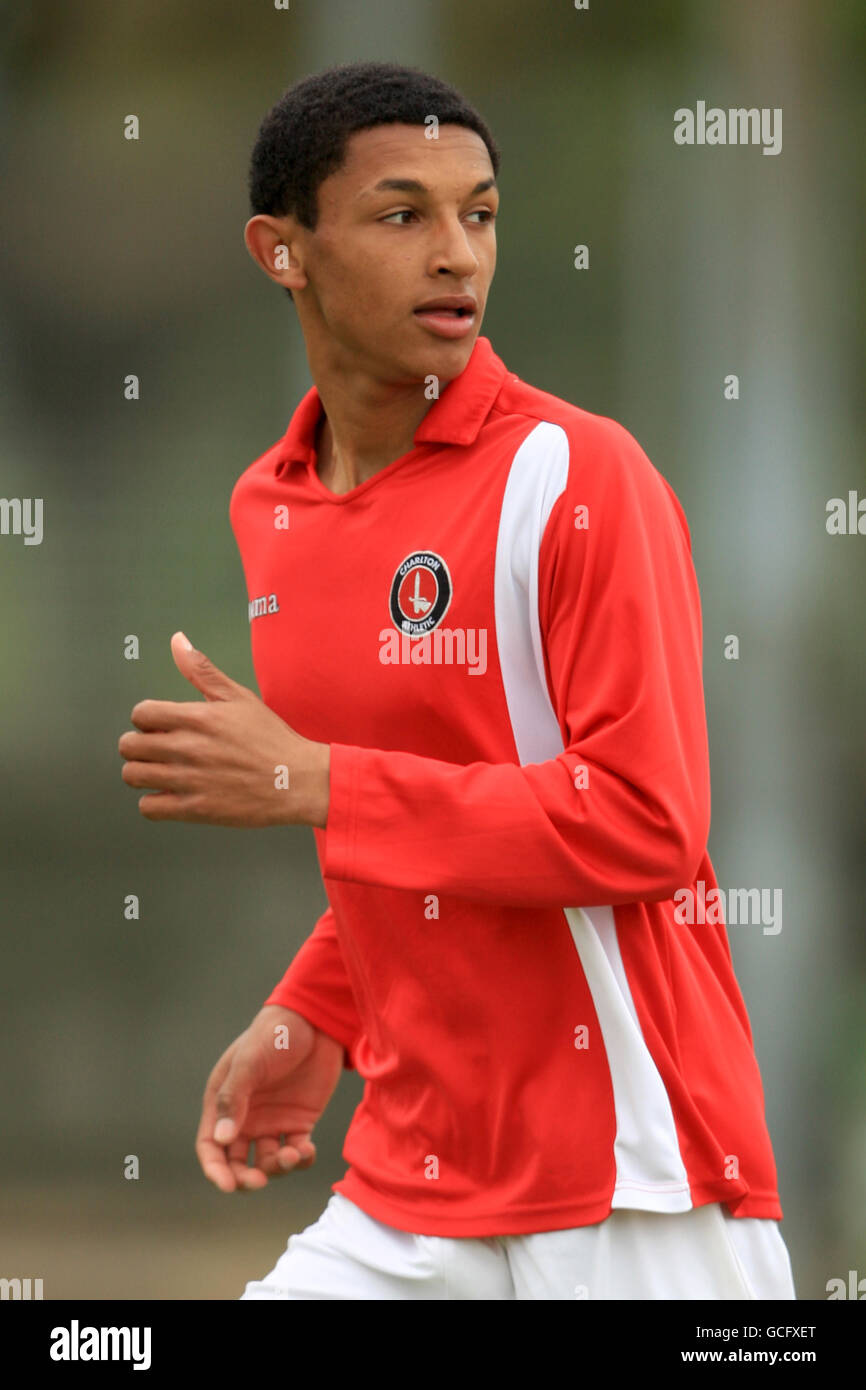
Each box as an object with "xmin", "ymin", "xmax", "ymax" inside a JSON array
[{"xmin": 427, "ymin": 215, "xmax": 479, "ymax": 279}]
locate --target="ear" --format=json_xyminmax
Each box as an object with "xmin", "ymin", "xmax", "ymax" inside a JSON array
[{"xmin": 244, "ymin": 214, "xmax": 308, "ymax": 293}]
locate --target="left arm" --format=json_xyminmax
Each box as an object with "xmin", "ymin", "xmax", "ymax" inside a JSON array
[{"xmin": 322, "ymin": 422, "xmax": 711, "ymax": 909}]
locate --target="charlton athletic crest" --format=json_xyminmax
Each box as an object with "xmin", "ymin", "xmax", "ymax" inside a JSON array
[{"xmin": 389, "ymin": 551, "xmax": 453, "ymax": 636}]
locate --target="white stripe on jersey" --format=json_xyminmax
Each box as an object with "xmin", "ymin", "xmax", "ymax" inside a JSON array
[{"xmin": 493, "ymin": 419, "xmax": 692, "ymax": 1212}]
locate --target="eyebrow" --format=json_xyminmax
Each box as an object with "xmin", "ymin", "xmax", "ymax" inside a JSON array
[{"xmin": 364, "ymin": 176, "xmax": 498, "ymax": 198}]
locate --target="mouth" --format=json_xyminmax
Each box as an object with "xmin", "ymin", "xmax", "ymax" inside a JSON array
[
  {"xmin": 413, "ymin": 296, "xmax": 477, "ymax": 316},
  {"xmin": 412, "ymin": 297, "xmax": 478, "ymax": 338},
  {"xmin": 414, "ymin": 306, "xmax": 475, "ymax": 317}
]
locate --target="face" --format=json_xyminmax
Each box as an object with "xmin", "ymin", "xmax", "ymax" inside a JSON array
[{"xmin": 246, "ymin": 122, "xmax": 498, "ymax": 384}]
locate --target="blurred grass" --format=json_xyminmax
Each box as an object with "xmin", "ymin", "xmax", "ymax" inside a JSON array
[{"xmin": 0, "ymin": 1179, "xmax": 337, "ymax": 1300}]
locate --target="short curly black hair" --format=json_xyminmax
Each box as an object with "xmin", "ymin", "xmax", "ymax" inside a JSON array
[{"xmin": 248, "ymin": 61, "xmax": 500, "ymax": 300}]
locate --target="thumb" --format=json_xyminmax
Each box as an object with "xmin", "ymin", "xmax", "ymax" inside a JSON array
[
  {"xmin": 212, "ymin": 1056, "xmax": 255, "ymax": 1144},
  {"xmin": 171, "ymin": 631, "xmax": 241, "ymax": 703}
]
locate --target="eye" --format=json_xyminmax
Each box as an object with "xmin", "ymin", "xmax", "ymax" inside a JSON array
[
  {"xmin": 381, "ymin": 209, "xmax": 418, "ymax": 224},
  {"xmin": 467, "ymin": 209, "xmax": 496, "ymax": 223}
]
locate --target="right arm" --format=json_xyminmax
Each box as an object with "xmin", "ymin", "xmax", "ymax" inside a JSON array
[{"xmin": 263, "ymin": 904, "xmax": 363, "ymax": 1069}]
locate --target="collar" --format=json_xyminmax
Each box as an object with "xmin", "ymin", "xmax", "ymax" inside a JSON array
[{"xmin": 273, "ymin": 335, "xmax": 511, "ymax": 477}]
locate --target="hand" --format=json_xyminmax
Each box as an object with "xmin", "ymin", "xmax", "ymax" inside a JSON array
[
  {"xmin": 195, "ymin": 1005, "xmax": 345, "ymax": 1193},
  {"xmin": 118, "ymin": 632, "xmax": 330, "ymax": 827}
]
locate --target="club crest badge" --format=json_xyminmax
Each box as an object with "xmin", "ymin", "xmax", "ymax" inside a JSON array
[{"xmin": 389, "ymin": 551, "xmax": 452, "ymax": 635}]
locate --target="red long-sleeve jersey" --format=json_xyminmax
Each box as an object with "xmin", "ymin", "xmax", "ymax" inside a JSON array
[{"xmin": 229, "ymin": 335, "xmax": 782, "ymax": 1238}]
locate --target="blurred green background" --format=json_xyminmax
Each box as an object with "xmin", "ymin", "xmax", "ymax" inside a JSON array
[{"xmin": 0, "ymin": 0, "xmax": 863, "ymax": 1300}]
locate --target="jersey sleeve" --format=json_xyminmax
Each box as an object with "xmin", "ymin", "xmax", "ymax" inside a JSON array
[
  {"xmin": 264, "ymin": 904, "xmax": 363, "ymax": 1070},
  {"xmin": 322, "ymin": 417, "xmax": 711, "ymax": 908}
]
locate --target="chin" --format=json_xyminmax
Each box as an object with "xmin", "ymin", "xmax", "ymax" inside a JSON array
[{"xmin": 405, "ymin": 332, "xmax": 478, "ymax": 379}]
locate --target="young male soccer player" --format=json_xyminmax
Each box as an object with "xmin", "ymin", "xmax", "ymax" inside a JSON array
[{"xmin": 118, "ymin": 62, "xmax": 796, "ymax": 1300}]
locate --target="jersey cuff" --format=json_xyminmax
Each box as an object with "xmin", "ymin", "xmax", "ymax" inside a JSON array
[
  {"xmin": 263, "ymin": 984, "xmax": 357, "ymax": 1070},
  {"xmin": 324, "ymin": 742, "xmax": 361, "ymax": 881}
]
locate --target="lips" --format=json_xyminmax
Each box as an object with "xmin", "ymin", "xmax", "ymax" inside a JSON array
[
  {"xmin": 412, "ymin": 296, "xmax": 479, "ymax": 339},
  {"xmin": 413, "ymin": 295, "xmax": 477, "ymax": 317}
]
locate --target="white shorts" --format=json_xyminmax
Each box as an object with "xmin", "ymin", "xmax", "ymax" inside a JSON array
[{"xmin": 240, "ymin": 1194, "xmax": 796, "ymax": 1300}]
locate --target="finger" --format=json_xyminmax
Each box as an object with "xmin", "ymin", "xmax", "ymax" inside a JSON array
[
  {"xmin": 195, "ymin": 1135, "xmax": 238, "ymax": 1193},
  {"xmin": 122, "ymin": 761, "xmax": 191, "ymax": 791},
  {"xmin": 195, "ymin": 1040, "xmax": 260, "ymax": 1192},
  {"xmin": 138, "ymin": 791, "xmax": 204, "ymax": 821},
  {"xmin": 251, "ymin": 1136, "xmax": 281, "ymax": 1175},
  {"xmin": 291, "ymin": 1138, "xmax": 317, "ymax": 1171},
  {"xmin": 277, "ymin": 1137, "xmax": 317, "ymax": 1173},
  {"xmin": 196, "ymin": 1117, "xmax": 252, "ymax": 1194},
  {"xmin": 234, "ymin": 1168, "xmax": 269, "ymax": 1191},
  {"xmin": 254, "ymin": 1133, "xmax": 316, "ymax": 1176},
  {"xmin": 130, "ymin": 699, "xmax": 206, "ymax": 732},
  {"xmin": 197, "ymin": 1046, "xmax": 234, "ymax": 1128},
  {"xmin": 217, "ymin": 1135, "xmax": 268, "ymax": 1192},
  {"xmin": 212, "ymin": 1061, "xmax": 255, "ymax": 1144},
  {"xmin": 117, "ymin": 730, "xmax": 190, "ymax": 762},
  {"xmin": 195, "ymin": 1049, "xmax": 239, "ymax": 1189},
  {"xmin": 228, "ymin": 1148, "xmax": 268, "ymax": 1191}
]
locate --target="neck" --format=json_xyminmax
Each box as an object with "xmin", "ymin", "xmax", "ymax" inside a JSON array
[{"xmin": 306, "ymin": 345, "xmax": 445, "ymax": 495}]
